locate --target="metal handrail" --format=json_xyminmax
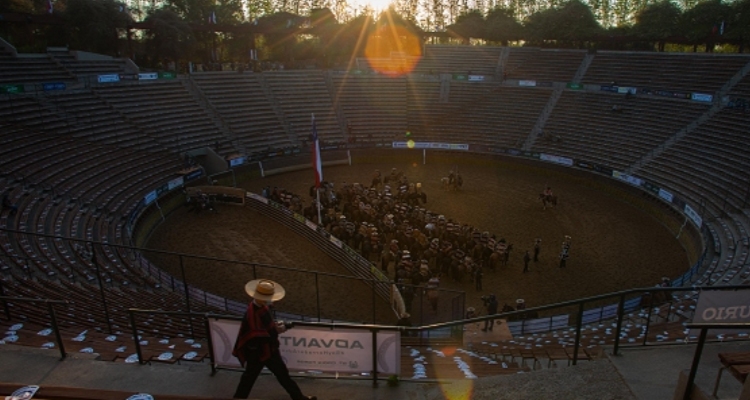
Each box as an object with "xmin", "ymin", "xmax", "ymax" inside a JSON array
[{"xmin": 0, "ymin": 296, "xmax": 69, "ymax": 360}]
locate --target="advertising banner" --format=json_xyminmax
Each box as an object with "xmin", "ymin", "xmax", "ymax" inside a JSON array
[
  {"xmin": 247, "ymin": 192, "xmax": 268, "ymax": 204},
  {"xmin": 391, "ymin": 142, "xmax": 469, "ymax": 151},
  {"xmin": 658, "ymin": 188, "xmax": 674, "ymax": 203},
  {"xmin": 518, "ymin": 80, "xmax": 537, "ymax": 87},
  {"xmin": 684, "ymin": 204, "xmax": 703, "ymax": 228},
  {"xmin": 539, "ymin": 153, "xmax": 573, "ymax": 166},
  {"xmin": 612, "ymin": 171, "xmax": 643, "ymax": 187},
  {"xmin": 468, "ymin": 75, "xmax": 485, "ymax": 82},
  {"xmin": 617, "ymin": 86, "xmax": 637, "ymax": 94},
  {"xmin": 42, "ymin": 82, "xmax": 66, "ymax": 91},
  {"xmin": 208, "ymin": 319, "xmax": 400, "ymax": 374},
  {"xmin": 143, "ymin": 190, "xmax": 157, "ymax": 205},
  {"xmin": 167, "ymin": 177, "xmax": 184, "ymax": 191},
  {"xmin": 184, "ymin": 169, "xmax": 203, "ymax": 181},
  {"xmin": 97, "ymin": 74, "xmax": 120, "ymax": 83},
  {"xmin": 0, "ymin": 84, "xmax": 25, "ymax": 94},
  {"xmin": 229, "ymin": 157, "xmax": 245, "ymax": 167},
  {"xmin": 452, "ymin": 74, "xmax": 468, "ymax": 81},
  {"xmin": 566, "ymin": 83, "xmax": 583, "ymax": 90},
  {"xmin": 119, "ymin": 74, "xmax": 139, "ymax": 81},
  {"xmin": 159, "ymin": 71, "xmax": 177, "ymax": 79},
  {"xmin": 138, "ymin": 72, "xmax": 159, "ymax": 80},
  {"xmin": 600, "ymin": 86, "xmax": 618, "ymax": 93},
  {"xmin": 691, "ymin": 93, "xmax": 713, "ymax": 103},
  {"xmin": 692, "ymin": 290, "xmax": 750, "ymax": 334}
]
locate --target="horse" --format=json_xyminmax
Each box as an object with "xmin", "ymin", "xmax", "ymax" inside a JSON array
[{"xmin": 538, "ymin": 193, "xmax": 558, "ymax": 210}]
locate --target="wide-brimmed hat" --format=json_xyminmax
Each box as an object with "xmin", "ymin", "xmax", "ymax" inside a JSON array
[{"xmin": 245, "ymin": 279, "xmax": 286, "ymax": 302}]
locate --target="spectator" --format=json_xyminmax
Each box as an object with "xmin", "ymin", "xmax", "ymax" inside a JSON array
[
  {"xmin": 232, "ymin": 279, "xmax": 316, "ymax": 400},
  {"xmin": 481, "ymin": 294, "xmax": 498, "ymax": 332}
]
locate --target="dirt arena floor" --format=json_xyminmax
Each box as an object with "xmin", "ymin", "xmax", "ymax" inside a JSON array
[{"xmin": 146, "ymin": 153, "xmax": 690, "ymax": 325}]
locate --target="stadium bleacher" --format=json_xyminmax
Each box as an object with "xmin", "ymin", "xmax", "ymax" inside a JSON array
[{"xmin": 1, "ymin": 45, "xmax": 750, "ymax": 389}]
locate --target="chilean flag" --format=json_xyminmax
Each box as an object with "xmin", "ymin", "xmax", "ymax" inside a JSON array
[{"xmin": 311, "ymin": 114, "xmax": 322, "ymax": 188}]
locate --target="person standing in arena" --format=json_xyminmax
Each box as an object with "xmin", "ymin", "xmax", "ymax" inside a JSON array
[
  {"xmin": 232, "ymin": 279, "xmax": 316, "ymax": 400},
  {"xmin": 533, "ymin": 238, "xmax": 541, "ymax": 262}
]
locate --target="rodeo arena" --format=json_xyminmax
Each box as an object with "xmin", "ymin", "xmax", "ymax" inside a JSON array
[{"xmin": 3, "ymin": 38, "xmax": 750, "ymax": 400}]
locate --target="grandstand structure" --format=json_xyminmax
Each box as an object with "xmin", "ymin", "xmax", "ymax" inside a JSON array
[{"xmin": 2, "ymin": 38, "xmax": 750, "ymax": 391}]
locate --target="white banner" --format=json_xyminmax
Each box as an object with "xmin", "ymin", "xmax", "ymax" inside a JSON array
[
  {"xmin": 143, "ymin": 190, "xmax": 157, "ymax": 205},
  {"xmin": 391, "ymin": 142, "xmax": 469, "ymax": 151},
  {"xmin": 518, "ymin": 80, "xmax": 537, "ymax": 87},
  {"xmin": 612, "ymin": 171, "xmax": 643, "ymax": 187},
  {"xmin": 468, "ymin": 75, "xmax": 485, "ymax": 82},
  {"xmin": 691, "ymin": 93, "xmax": 713, "ymax": 103},
  {"xmin": 208, "ymin": 319, "xmax": 400, "ymax": 374},
  {"xmin": 658, "ymin": 188, "xmax": 673, "ymax": 203},
  {"xmin": 247, "ymin": 192, "xmax": 268, "ymax": 204},
  {"xmin": 539, "ymin": 153, "xmax": 573, "ymax": 166},
  {"xmin": 692, "ymin": 290, "xmax": 750, "ymax": 334},
  {"xmin": 617, "ymin": 86, "xmax": 637, "ymax": 94},
  {"xmin": 138, "ymin": 72, "xmax": 159, "ymax": 80},
  {"xmin": 305, "ymin": 220, "xmax": 318, "ymax": 231},
  {"xmin": 684, "ymin": 204, "xmax": 703, "ymax": 228},
  {"xmin": 97, "ymin": 74, "xmax": 120, "ymax": 83},
  {"xmin": 167, "ymin": 176, "xmax": 184, "ymax": 191}
]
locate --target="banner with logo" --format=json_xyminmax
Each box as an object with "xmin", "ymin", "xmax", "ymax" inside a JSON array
[
  {"xmin": 392, "ymin": 142, "xmax": 469, "ymax": 151},
  {"xmin": 684, "ymin": 204, "xmax": 703, "ymax": 228},
  {"xmin": 692, "ymin": 290, "xmax": 750, "ymax": 334},
  {"xmin": 138, "ymin": 72, "xmax": 159, "ymax": 80},
  {"xmin": 617, "ymin": 86, "xmax": 637, "ymax": 94},
  {"xmin": 1, "ymin": 84, "xmax": 25, "ymax": 93},
  {"xmin": 468, "ymin": 75, "xmax": 485, "ymax": 82},
  {"xmin": 612, "ymin": 171, "xmax": 643, "ymax": 187},
  {"xmin": 539, "ymin": 153, "xmax": 573, "ymax": 166},
  {"xmin": 519, "ymin": 80, "xmax": 537, "ymax": 87},
  {"xmin": 42, "ymin": 82, "xmax": 66, "ymax": 91},
  {"xmin": 658, "ymin": 188, "xmax": 674, "ymax": 203},
  {"xmin": 691, "ymin": 93, "xmax": 713, "ymax": 103},
  {"xmin": 97, "ymin": 74, "xmax": 120, "ymax": 83},
  {"xmin": 208, "ymin": 319, "xmax": 400, "ymax": 374},
  {"xmin": 566, "ymin": 83, "xmax": 583, "ymax": 90}
]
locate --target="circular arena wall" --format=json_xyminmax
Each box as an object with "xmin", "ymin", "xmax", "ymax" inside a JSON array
[{"xmin": 136, "ymin": 148, "xmax": 704, "ymax": 324}]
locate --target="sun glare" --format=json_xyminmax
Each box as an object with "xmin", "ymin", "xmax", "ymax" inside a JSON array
[{"xmin": 364, "ymin": 25, "xmax": 422, "ymax": 75}]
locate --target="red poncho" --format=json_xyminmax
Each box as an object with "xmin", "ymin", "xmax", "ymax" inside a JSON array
[{"xmin": 232, "ymin": 303, "xmax": 279, "ymax": 365}]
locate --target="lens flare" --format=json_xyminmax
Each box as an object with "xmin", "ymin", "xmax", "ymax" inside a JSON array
[
  {"xmin": 407, "ymin": 139, "xmax": 415, "ymax": 149},
  {"xmin": 364, "ymin": 25, "xmax": 422, "ymax": 76}
]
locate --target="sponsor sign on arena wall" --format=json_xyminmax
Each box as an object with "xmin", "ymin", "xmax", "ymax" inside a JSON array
[
  {"xmin": 658, "ymin": 188, "xmax": 674, "ymax": 203},
  {"xmin": 208, "ymin": 319, "xmax": 400, "ymax": 374},
  {"xmin": 518, "ymin": 80, "xmax": 537, "ymax": 87},
  {"xmin": 468, "ymin": 75, "xmax": 485, "ymax": 82},
  {"xmin": 97, "ymin": 74, "xmax": 120, "ymax": 83},
  {"xmin": 42, "ymin": 82, "xmax": 66, "ymax": 91},
  {"xmin": 683, "ymin": 204, "xmax": 703, "ymax": 228},
  {"xmin": 691, "ymin": 93, "xmax": 713, "ymax": 103},
  {"xmin": 138, "ymin": 73, "xmax": 159, "ymax": 80},
  {"xmin": 692, "ymin": 290, "xmax": 750, "ymax": 334},
  {"xmin": 391, "ymin": 142, "xmax": 469, "ymax": 150},
  {"xmin": 612, "ymin": 171, "xmax": 644, "ymax": 187},
  {"xmin": 539, "ymin": 153, "xmax": 573, "ymax": 166}
]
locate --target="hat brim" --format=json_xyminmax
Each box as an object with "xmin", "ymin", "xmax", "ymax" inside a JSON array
[{"xmin": 245, "ymin": 279, "xmax": 286, "ymax": 302}]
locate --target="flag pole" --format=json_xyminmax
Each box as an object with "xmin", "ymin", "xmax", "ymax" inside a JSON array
[{"xmin": 316, "ymin": 188, "xmax": 322, "ymax": 225}]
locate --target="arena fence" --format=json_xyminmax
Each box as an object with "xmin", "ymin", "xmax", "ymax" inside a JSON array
[{"xmin": 14, "ymin": 283, "xmax": 738, "ymax": 386}]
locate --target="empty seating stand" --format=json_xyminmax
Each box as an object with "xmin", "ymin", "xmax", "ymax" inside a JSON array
[
  {"xmin": 504, "ymin": 48, "xmax": 586, "ymax": 83},
  {"xmin": 0, "ymin": 54, "xmax": 74, "ymax": 85}
]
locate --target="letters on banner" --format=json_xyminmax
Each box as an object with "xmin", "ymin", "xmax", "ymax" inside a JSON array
[
  {"xmin": 208, "ymin": 319, "xmax": 400, "ymax": 374},
  {"xmin": 691, "ymin": 290, "xmax": 750, "ymax": 335}
]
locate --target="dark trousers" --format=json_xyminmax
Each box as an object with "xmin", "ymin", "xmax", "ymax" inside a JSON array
[
  {"xmin": 483, "ymin": 318, "xmax": 494, "ymax": 331},
  {"xmin": 233, "ymin": 351, "xmax": 305, "ymax": 399}
]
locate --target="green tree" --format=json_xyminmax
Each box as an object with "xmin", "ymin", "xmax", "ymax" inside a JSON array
[
  {"xmin": 446, "ymin": 9, "xmax": 485, "ymax": 43},
  {"xmin": 525, "ymin": 0, "xmax": 601, "ymax": 47},
  {"xmin": 726, "ymin": 0, "xmax": 750, "ymax": 52},
  {"xmin": 634, "ymin": 0, "xmax": 681, "ymax": 51},
  {"xmin": 679, "ymin": 0, "xmax": 731, "ymax": 52},
  {"xmin": 484, "ymin": 6, "xmax": 524, "ymax": 45},
  {"xmin": 65, "ymin": 0, "xmax": 133, "ymax": 55},
  {"xmin": 143, "ymin": 7, "xmax": 195, "ymax": 65}
]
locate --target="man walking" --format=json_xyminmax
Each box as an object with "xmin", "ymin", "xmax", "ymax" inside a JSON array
[
  {"xmin": 482, "ymin": 294, "xmax": 499, "ymax": 332},
  {"xmin": 533, "ymin": 238, "xmax": 541, "ymax": 262},
  {"xmin": 232, "ymin": 279, "xmax": 316, "ymax": 400}
]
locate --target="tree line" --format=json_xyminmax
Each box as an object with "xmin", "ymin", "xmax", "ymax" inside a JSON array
[{"xmin": 0, "ymin": 0, "xmax": 748, "ymax": 70}]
